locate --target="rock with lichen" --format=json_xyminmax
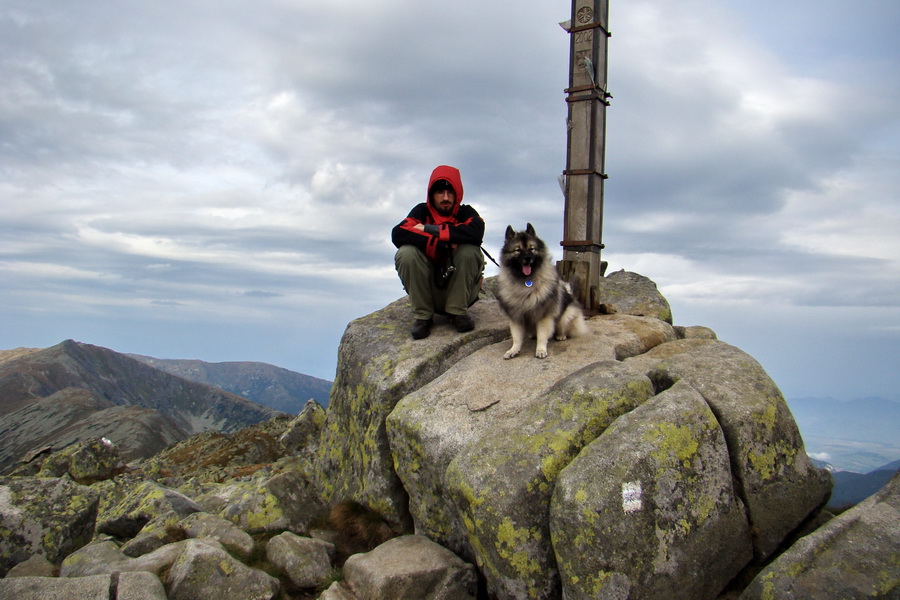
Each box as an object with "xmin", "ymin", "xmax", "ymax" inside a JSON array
[
  {"xmin": 386, "ymin": 313, "xmax": 675, "ymax": 597},
  {"xmin": 622, "ymin": 339, "xmax": 833, "ymax": 560},
  {"xmin": 740, "ymin": 471, "xmax": 899, "ymax": 600},
  {"xmin": 265, "ymin": 531, "xmax": 335, "ymax": 589},
  {"xmin": 95, "ymin": 480, "xmax": 201, "ymax": 539},
  {"xmin": 0, "ymin": 476, "xmax": 99, "ymax": 577},
  {"xmin": 164, "ymin": 538, "xmax": 280, "ymax": 600},
  {"xmin": 195, "ymin": 469, "xmax": 323, "ymax": 535},
  {"xmin": 379, "ymin": 275, "xmax": 829, "ymax": 599},
  {"xmin": 596, "ymin": 270, "xmax": 673, "ymax": 323},
  {"xmin": 120, "ymin": 511, "xmax": 189, "ymax": 557},
  {"xmin": 340, "ymin": 534, "xmax": 477, "ymax": 600},
  {"xmin": 35, "ymin": 436, "xmax": 125, "ymax": 483},
  {"xmin": 551, "ymin": 380, "xmax": 753, "ymax": 600},
  {"xmin": 312, "ymin": 289, "xmax": 510, "ymax": 533},
  {"xmin": 179, "ymin": 511, "xmax": 256, "ymax": 561},
  {"xmin": 59, "ymin": 537, "xmax": 278, "ymax": 600},
  {"xmin": 279, "ymin": 399, "xmax": 326, "ymax": 458}
]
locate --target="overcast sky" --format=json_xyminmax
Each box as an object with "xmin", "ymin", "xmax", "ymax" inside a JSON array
[{"xmin": 2, "ymin": 1, "xmax": 898, "ymax": 402}]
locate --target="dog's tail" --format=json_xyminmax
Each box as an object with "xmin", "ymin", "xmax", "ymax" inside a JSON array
[
  {"xmin": 568, "ymin": 305, "xmax": 590, "ymax": 337},
  {"xmin": 561, "ymin": 281, "xmax": 589, "ymax": 338}
]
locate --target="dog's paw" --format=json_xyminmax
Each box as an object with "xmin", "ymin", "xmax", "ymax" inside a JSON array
[
  {"xmin": 535, "ymin": 348, "xmax": 549, "ymax": 359},
  {"xmin": 503, "ymin": 349, "xmax": 520, "ymax": 359},
  {"xmin": 555, "ymin": 334, "xmax": 568, "ymax": 341}
]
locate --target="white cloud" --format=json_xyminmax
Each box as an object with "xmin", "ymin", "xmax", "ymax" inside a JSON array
[
  {"xmin": 0, "ymin": 260, "xmax": 120, "ymax": 283},
  {"xmin": 779, "ymin": 157, "xmax": 900, "ymax": 263}
]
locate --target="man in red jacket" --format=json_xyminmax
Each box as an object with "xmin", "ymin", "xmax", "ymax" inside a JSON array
[{"xmin": 392, "ymin": 165, "xmax": 485, "ymax": 339}]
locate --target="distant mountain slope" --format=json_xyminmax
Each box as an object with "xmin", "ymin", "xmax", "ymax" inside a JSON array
[
  {"xmin": 876, "ymin": 459, "xmax": 900, "ymax": 471},
  {"xmin": 0, "ymin": 388, "xmax": 188, "ymax": 472},
  {"xmin": 829, "ymin": 466, "xmax": 898, "ymax": 508},
  {"xmin": 128, "ymin": 355, "xmax": 332, "ymax": 412},
  {"xmin": 0, "ymin": 340, "xmax": 283, "ymax": 473}
]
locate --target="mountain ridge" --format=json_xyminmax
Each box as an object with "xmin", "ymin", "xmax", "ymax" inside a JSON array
[
  {"xmin": 127, "ymin": 354, "xmax": 331, "ymax": 412},
  {"xmin": 0, "ymin": 340, "xmax": 283, "ymax": 473}
]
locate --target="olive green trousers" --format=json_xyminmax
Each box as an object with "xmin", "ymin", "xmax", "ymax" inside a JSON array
[{"xmin": 394, "ymin": 244, "xmax": 484, "ymax": 320}]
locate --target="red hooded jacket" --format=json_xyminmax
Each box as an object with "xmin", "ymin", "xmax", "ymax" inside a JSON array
[{"xmin": 391, "ymin": 165, "xmax": 485, "ymax": 262}]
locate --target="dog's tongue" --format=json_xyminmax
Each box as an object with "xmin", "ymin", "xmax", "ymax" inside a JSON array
[{"xmin": 522, "ymin": 265, "xmax": 532, "ymax": 277}]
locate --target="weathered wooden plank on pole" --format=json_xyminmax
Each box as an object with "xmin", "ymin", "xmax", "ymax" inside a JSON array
[{"xmin": 559, "ymin": 0, "xmax": 610, "ymax": 311}]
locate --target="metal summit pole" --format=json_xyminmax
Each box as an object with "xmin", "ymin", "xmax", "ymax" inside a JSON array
[{"xmin": 559, "ymin": 0, "xmax": 610, "ymax": 312}]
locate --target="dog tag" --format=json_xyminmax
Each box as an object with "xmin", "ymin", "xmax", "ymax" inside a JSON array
[{"xmin": 525, "ymin": 280, "xmax": 533, "ymax": 287}]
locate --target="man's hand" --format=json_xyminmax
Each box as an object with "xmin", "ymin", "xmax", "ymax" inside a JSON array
[{"xmin": 413, "ymin": 223, "xmax": 425, "ymax": 232}]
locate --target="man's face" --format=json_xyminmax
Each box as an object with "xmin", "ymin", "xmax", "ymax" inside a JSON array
[{"xmin": 432, "ymin": 189, "xmax": 456, "ymax": 216}]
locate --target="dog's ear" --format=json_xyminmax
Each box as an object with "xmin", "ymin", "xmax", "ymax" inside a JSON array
[
  {"xmin": 526, "ymin": 222, "xmax": 536, "ymax": 236},
  {"xmin": 505, "ymin": 225, "xmax": 515, "ymax": 240}
]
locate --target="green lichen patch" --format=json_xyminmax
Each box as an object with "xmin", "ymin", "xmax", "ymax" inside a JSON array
[{"xmin": 644, "ymin": 422, "xmax": 700, "ymax": 468}]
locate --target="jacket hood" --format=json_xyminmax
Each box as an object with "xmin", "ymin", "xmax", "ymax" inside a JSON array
[{"xmin": 427, "ymin": 165, "xmax": 464, "ymax": 223}]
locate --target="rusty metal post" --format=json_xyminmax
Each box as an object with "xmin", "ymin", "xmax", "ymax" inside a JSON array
[{"xmin": 559, "ymin": 0, "xmax": 610, "ymax": 312}]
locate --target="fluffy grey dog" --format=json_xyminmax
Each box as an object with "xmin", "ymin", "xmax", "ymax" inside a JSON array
[{"xmin": 496, "ymin": 223, "xmax": 587, "ymax": 359}]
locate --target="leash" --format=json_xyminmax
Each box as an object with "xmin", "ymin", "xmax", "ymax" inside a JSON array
[{"xmin": 481, "ymin": 246, "xmax": 501, "ymax": 268}]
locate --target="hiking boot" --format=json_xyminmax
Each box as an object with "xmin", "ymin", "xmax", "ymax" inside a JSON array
[
  {"xmin": 411, "ymin": 318, "xmax": 433, "ymax": 339},
  {"xmin": 451, "ymin": 313, "xmax": 475, "ymax": 333}
]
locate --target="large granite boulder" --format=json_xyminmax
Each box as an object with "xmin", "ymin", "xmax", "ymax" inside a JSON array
[
  {"xmin": 60, "ymin": 537, "xmax": 281, "ymax": 599},
  {"xmin": 165, "ymin": 538, "xmax": 279, "ymax": 600},
  {"xmin": 385, "ymin": 314, "xmax": 674, "ymax": 599},
  {"xmin": 266, "ymin": 531, "xmax": 335, "ymax": 589},
  {"xmin": 18, "ymin": 437, "xmax": 125, "ymax": 483},
  {"xmin": 0, "ymin": 476, "xmax": 99, "ymax": 576},
  {"xmin": 179, "ymin": 511, "xmax": 256, "ymax": 561},
  {"xmin": 741, "ymin": 472, "xmax": 899, "ymax": 599},
  {"xmin": 4, "ymin": 554, "xmax": 56, "ymax": 578},
  {"xmin": 61, "ymin": 538, "xmax": 187, "ymax": 577},
  {"xmin": 312, "ymin": 291, "xmax": 510, "ymax": 531},
  {"xmin": 622, "ymin": 338, "xmax": 833, "ymax": 559},
  {"xmin": 340, "ymin": 534, "xmax": 477, "ymax": 600},
  {"xmin": 96, "ymin": 480, "xmax": 201, "ymax": 538},
  {"xmin": 194, "ymin": 469, "xmax": 322, "ymax": 534},
  {"xmin": 384, "ymin": 313, "xmax": 687, "ymax": 598},
  {"xmin": 346, "ymin": 272, "xmax": 831, "ymax": 599},
  {"xmin": 551, "ymin": 380, "xmax": 753, "ymax": 599},
  {"xmin": 280, "ymin": 399, "xmax": 326, "ymax": 457},
  {"xmin": 597, "ymin": 269, "xmax": 673, "ymax": 323},
  {"xmin": 119, "ymin": 509, "xmax": 257, "ymax": 560}
]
